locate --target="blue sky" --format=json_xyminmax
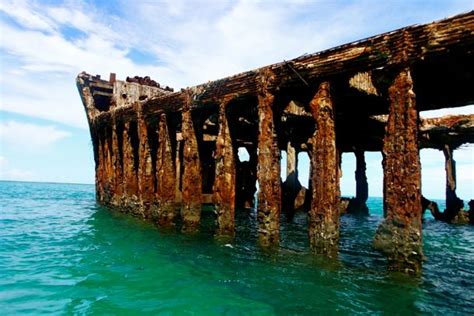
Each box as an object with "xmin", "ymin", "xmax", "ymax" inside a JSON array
[{"xmin": 0, "ymin": 0, "xmax": 472, "ymax": 199}]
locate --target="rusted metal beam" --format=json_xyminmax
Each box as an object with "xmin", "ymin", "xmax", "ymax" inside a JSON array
[
  {"xmin": 257, "ymin": 69, "xmax": 281, "ymax": 247},
  {"xmin": 213, "ymin": 97, "xmax": 236, "ymax": 237},
  {"xmin": 154, "ymin": 113, "xmax": 177, "ymax": 226},
  {"xmin": 308, "ymin": 82, "xmax": 340, "ymax": 257},
  {"xmin": 181, "ymin": 90, "xmax": 202, "ymax": 232},
  {"xmin": 373, "ymin": 68, "xmax": 423, "ymax": 275}
]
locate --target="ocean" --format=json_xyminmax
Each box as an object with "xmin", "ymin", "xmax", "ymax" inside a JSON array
[{"xmin": 0, "ymin": 180, "xmax": 473, "ymax": 314}]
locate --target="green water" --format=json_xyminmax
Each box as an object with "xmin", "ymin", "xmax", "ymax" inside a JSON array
[{"xmin": 0, "ymin": 181, "xmax": 473, "ymax": 314}]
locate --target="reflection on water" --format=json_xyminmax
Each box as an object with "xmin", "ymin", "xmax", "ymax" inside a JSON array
[{"xmin": 0, "ymin": 181, "xmax": 473, "ymax": 314}]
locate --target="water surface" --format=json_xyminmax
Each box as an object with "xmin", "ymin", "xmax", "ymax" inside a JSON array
[{"xmin": 0, "ymin": 181, "xmax": 473, "ymax": 314}]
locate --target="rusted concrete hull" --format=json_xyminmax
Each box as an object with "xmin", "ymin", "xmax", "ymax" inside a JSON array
[{"xmin": 76, "ymin": 12, "xmax": 474, "ymax": 275}]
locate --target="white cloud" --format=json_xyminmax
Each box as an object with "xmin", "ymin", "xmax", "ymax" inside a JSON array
[
  {"xmin": 0, "ymin": 155, "xmax": 34, "ymax": 181},
  {"xmin": 0, "ymin": 120, "xmax": 70, "ymax": 148}
]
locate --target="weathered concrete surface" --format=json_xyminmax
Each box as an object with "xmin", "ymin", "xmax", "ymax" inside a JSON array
[
  {"xmin": 154, "ymin": 113, "xmax": 177, "ymax": 226},
  {"xmin": 308, "ymin": 82, "xmax": 340, "ymax": 257},
  {"xmin": 181, "ymin": 91, "xmax": 202, "ymax": 232},
  {"xmin": 257, "ymin": 69, "xmax": 281, "ymax": 247},
  {"xmin": 213, "ymin": 98, "xmax": 236, "ymax": 237},
  {"xmin": 373, "ymin": 68, "xmax": 423, "ymax": 275}
]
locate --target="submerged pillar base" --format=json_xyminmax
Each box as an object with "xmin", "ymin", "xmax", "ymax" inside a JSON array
[
  {"xmin": 151, "ymin": 202, "xmax": 177, "ymax": 227},
  {"xmin": 373, "ymin": 219, "xmax": 422, "ymax": 275},
  {"xmin": 181, "ymin": 203, "xmax": 201, "ymax": 233},
  {"xmin": 308, "ymin": 218, "xmax": 339, "ymax": 257}
]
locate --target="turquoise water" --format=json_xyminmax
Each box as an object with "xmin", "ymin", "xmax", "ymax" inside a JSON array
[{"xmin": 0, "ymin": 181, "xmax": 473, "ymax": 315}]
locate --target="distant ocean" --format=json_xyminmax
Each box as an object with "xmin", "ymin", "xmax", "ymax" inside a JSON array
[{"xmin": 0, "ymin": 180, "xmax": 473, "ymax": 314}]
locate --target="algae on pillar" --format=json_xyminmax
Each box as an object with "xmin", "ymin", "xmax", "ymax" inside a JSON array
[
  {"xmin": 308, "ymin": 82, "xmax": 340, "ymax": 257},
  {"xmin": 213, "ymin": 97, "xmax": 236, "ymax": 237},
  {"xmin": 155, "ymin": 113, "xmax": 177, "ymax": 226},
  {"xmin": 373, "ymin": 68, "xmax": 423, "ymax": 275},
  {"xmin": 256, "ymin": 69, "xmax": 281, "ymax": 247},
  {"xmin": 181, "ymin": 90, "xmax": 202, "ymax": 232}
]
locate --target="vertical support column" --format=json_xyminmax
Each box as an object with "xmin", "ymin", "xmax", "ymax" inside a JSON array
[
  {"xmin": 137, "ymin": 108, "xmax": 154, "ymax": 217},
  {"xmin": 102, "ymin": 131, "xmax": 113, "ymax": 203},
  {"xmin": 122, "ymin": 122, "xmax": 139, "ymax": 201},
  {"xmin": 354, "ymin": 149, "xmax": 368, "ymax": 205},
  {"xmin": 213, "ymin": 98, "xmax": 236, "ymax": 237},
  {"xmin": 155, "ymin": 113, "xmax": 177, "ymax": 226},
  {"xmin": 111, "ymin": 120, "xmax": 123, "ymax": 205},
  {"xmin": 256, "ymin": 69, "xmax": 281, "ymax": 247},
  {"xmin": 96, "ymin": 133, "xmax": 105, "ymax": 203},
  {"xmin": 308, "ymin": 82, "xmax": 339, "ymax": 257},
  {"xmin": 443, "ymin": 144, "xmax": 463, "ymax": 221},
  {"xmin": 347, "ymin": 148, "xmax": 369, "ymax": 215},
  {"xmin": 181, "ymin": 91, "xmax": 202, "ymax": 232},
  {"xmin": 175, "ymin": 136, "xmax": 182, "ymax": 201},
  {"xmin": 373, "ymin": 68, "xmax": 422, "ymax": 275}
]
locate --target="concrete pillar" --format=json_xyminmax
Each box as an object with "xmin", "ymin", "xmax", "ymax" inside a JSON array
[
  {"xmin": 96, "ymin": 134, "xmax": 104, "ymax": 203},
  {"xmin": 155, "ymin": 113, "xmax": 177, "ymax": 226},
  {"xmin": 137, "ymin": 109, "xmax": 154, "ymax": 217},
  {"xmin": 181, "ymin": 92, "xmax": 202, "ymax": 232},
  {"xmin": 443, "ymin": 144, "xmax": 463, "ymax": 221},
  {"xmin": 103, "ymin": 131, "xmax": 113, "ymax": 203},
  {"xmin": 308, "ymin": 82, "xmax": 340, "ymax": 257},
  {"xmin": 111, "ymin": 121, "xmax": 123, "ymax": 204},
  {"xmin": 122, "ymin": 122, "xmax": 139, "ymax": 199},
  {"xmin": 213, "ymin": 98, "xmax": 236, "ymax": 237},
  {"xmin": 256, "ymin": 69, "xmax": 281, "ymax": 246},
  {"xmin": 175, "ymin": 137, "xmax": 182, "ymax": 200},
  {"xmin": 373, "ymin": 68, "xmax": 422, "ymax": 275},
  {"xmin": 347, "ymin": 148, "xmax": 369, "ymax": 215}
]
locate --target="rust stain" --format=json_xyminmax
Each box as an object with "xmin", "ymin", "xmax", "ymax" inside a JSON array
[
  {"xmin": 308, "ymin": 81, "xmax": 339, "ymax": 257},
  {"xmin": 213, "ymin": 97, "xmax": 236, "ymax": 237},
  {"xmin": 374, "ymin": 68, "xmax": 423, "ymax": 275},
  {"xmin": 181, "ymin": 90, "xmax": 202, "ymax": 232},
  {"xmin": 256, "ymin": 68, "xmax": 281, "ymax": 247}
]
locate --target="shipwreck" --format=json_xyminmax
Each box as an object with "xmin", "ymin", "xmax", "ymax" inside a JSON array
[{"xmin": 77, "ymin": 11, "xmax": 474, "ymax": 274}]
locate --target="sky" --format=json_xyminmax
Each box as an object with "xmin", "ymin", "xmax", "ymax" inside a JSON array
[{"xmin": 0, "ymin": 0, "xmax": 473, "ymax": 200}]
